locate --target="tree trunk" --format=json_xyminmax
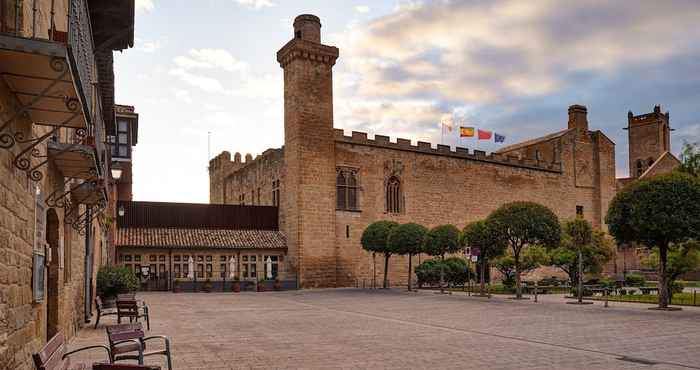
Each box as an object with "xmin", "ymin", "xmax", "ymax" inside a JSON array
[
  {"xmin": 479, "ymin": 257, "xmax": 486, "ymax": 296},
  {"xmin": 372, "ymin": 253, "xmax": 376, "ymax": 289},
  {"xmin": 514, "ymin": 252, "xmax": 522, "ymax": 299},
  {"xmin": 577, "ymin": 248, "xmax": 584, "ymax": 303},
  {"xmin": 407, "ymin": 254, "xmax": 413, "ymax": 291},
  {"xmin": 439, "ymin": 255, "xmax": 445, "ymax": 294},
  {"xmin": 658, "ymin": 245, "xmax": 669, "ymax": 309},
  {"xmin": 383, "ymin": 253, "xmax": 390, "ymax": 289}
]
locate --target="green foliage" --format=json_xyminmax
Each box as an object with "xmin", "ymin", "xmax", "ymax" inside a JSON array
[
  {"xmin": 564, "ymin": 218, "xmax": 592, "ymax": 249},
  {"xmin": 415, "ymin": 258, "xmax": 473, "ymax": 286},
  {"xmin": 679, "ymin": 141, "xmax": 700, "ymax": 177},
  {"xmin": 361, "ymin": 221, "xmax": 399, "ymax": 255},
  {"xmin": 461, "ymin": 220, "xmax": 507, "ymax": 259},
  {"xmin": 423, "ymin": 224, "xmax": 462, "ymax": 258},
  {"xmin": 642, "ymin": 241, "xmax": 700, "ymax": 284},
  {"xmin": 549, "ymin": 228, "xmax": 614, "ymax": 284},
  {"xmin": 486, "ymin": 202, "xmax": 561, "ymax": 253},
  {"xmin": 492, "ymin": 245, "xmax": 550, "ymax": 281},
  {"xmin": 624, "ymin": 274, "xmax": 647, "ymax": 287},
  {"xmin": 96, "ymin": 265, "xmax": 138, "ymax": 299},
  {"xmin": 606, "ymin": 172, "xmax": 700, "ymax": 248},
  {"xmin": 388, "ymin": 223, "xmax": 428, "ymax": 256}
]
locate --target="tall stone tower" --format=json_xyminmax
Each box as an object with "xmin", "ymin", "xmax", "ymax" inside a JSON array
[
  {"xmin": 627, "ymin": 105, "xmax": 671, "ymax": 177},
  {"xmin": 277, "ymin": 15, "xmax": 339, "ymax": 287}
]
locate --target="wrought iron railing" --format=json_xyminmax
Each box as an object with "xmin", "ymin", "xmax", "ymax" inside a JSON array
[{"xmin": 1, "ymin": 0, "xmax": 98, "ymax": 128}]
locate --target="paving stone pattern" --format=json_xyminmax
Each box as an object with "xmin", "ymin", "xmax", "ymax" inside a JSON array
[{"xmin": 68, "ymin": 289, "xmax": 700, "ymax": 370}]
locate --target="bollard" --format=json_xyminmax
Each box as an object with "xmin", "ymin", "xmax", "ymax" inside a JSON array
[
  {"xmin": 534, "ymin": 282, "xmax": 538, "ymax": 303},
  {"xmin": 604, "ymin": 288, "xmax": 609, "ymax": 308},
  {"xmin": 694, "ymin": 290, "xmax": 697, "ymax": 306}
]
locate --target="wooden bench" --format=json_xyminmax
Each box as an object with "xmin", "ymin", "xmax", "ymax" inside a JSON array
[
  {"xmin": 106, "ymin": 323, "xmax": 172, "ymax": 370},
  {"xmin": 95, "ymin": 297, "xmax": 119, "ymax": 329},
  {"xmin": 116, "ymin": 298, "xmax": 150, "ymax": 331},
  {"xmin": 93, "ymin": 364, "xmax": 161, "ymax": 370},
  {"xmin": 33, "ymin": 332, "xmax": 111, "ymax": 370}
]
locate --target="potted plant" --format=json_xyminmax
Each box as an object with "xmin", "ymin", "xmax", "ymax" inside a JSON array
[
  {"xmin": 231, "ymin": 277, "xmax": 241, "ymax": 293},
  {"xmin": 203, "ymin": 278, "xmax": 213, "ymax": 293},
  {"xmin": 96, "ymin": 265, "xmax": 138, "ymax": 304},
  {"xmin": 273, "ymin": 278, "xmax": 282, "ymax": 291},
  {"xmin": 172, "ymin": 278, "xmax": 183, "ymax": 293},
  {"xmin": 257, "ymin": 278, "xmax": 266, "ymax": 292}
]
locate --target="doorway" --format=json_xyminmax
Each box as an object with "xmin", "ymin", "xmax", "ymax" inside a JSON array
[{"xmin": 45, "ymin": 209, "xmax": 60, "ymax": 341}]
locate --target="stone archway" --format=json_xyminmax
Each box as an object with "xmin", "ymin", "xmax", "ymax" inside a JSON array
[{"xmin": 45, "ymin": 208, "xmax": 60, "ymax": 341}]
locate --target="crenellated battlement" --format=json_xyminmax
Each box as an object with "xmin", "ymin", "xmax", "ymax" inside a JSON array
[
  {"xmin": 334, "ymin": 129, "xmax": 562, "ymax": 172},
  {"xmin": 628, "ymin": 105, "xmax": 669, "ymax": 126}
]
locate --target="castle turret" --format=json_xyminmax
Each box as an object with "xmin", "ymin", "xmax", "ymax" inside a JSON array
[
  {"xmin": 627, "ymin": 105, "xmax": 671, "ymax": 178},
  {"xmin": 277, "ymin": 15, "xmax": 339, "ymax": 287}
]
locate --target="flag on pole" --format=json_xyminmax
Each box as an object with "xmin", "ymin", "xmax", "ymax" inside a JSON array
[
  {"xmin": 459, "ymin": 127, "xmax": 475, "ymax": 137},
  {"xmin": 441, "ymin": 117, "xmax": 453, "ymax": 132},
  {"xmin": 494, "ymin": 133, "xmax": 506, "ymax": 143},
  {"xmin": 477, "ymin": 129, "xmax": 492, "ymax": 140}
]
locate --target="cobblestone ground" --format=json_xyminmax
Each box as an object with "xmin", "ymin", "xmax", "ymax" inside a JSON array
[{"xmin": 68, "ymin": 289, "xmax": 700, "ymax": 370}]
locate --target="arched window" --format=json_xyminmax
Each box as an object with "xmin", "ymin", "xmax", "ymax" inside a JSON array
[
  {"xmin": 386, "ymin": 176, "xmax": 402, "ymax": 214},
  {"xmin": 336, "ymin": 168, "xmax": 359, "ymax": 210},
  {"xmin": 636, "ymin": 160, "xmax": 643, "ymax": 177},
  {"xmin": 647, "ymin": 157, "xmax": 655, "ymax": 169}
]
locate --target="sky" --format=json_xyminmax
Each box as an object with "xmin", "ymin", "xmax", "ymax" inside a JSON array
[{"xmin": 116, "ymin": 0, "xmax": 700, "ymax": 203}]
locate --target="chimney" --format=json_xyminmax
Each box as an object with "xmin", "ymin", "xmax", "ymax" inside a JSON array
[{"xmin": 568, "ymin": 104, "xmax": 588, "ymax": 133}]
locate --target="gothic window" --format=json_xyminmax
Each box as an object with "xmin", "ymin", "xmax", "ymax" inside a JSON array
[
  {"xmin": 386, "ymin": 176, "xmax": 402, "ymax": 214},
  {"xmin": 336, "ymin": 168, "xmax": 359, "ymax": 211},
  {"xmin": 636, "ymin": 160, "xmax": 643, "ymax": 177}
]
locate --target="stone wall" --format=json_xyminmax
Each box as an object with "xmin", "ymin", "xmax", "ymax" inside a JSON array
[
  {"xmin": 0, "ymin": 68, "xmax": 104, "ymax": 370},
  {"xmin": 331, "ymin": 123, "xmax": 615, "ymax": 287}
]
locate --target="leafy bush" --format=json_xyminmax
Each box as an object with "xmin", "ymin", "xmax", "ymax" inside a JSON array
[
  {"xmin": 415, "ymin": 258, "xmax": 474, "ymax": 287},
  {"xmin": 96, "ymin": 265, "xmax": 138, "ymax": 299},
  {"xmin": 671, "ymin": 281, "xmax": 684, "ymax": 294},
  {"xmin": 599, "ymin": 277, "xmax": 615, "ymax": 289},
  {"xmin": 624, "ymin": 274, "xmax": 646, "ymax": 287}
]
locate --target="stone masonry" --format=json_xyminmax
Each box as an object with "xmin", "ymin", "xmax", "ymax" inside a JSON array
[{"xmin": 209, "ymin": 15, "xmax": 680, "ymax": 289}]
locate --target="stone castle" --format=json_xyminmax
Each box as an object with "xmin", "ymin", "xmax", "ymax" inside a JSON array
[{"xmin": 209, "ymin": 15, "xmax": 680, "ymax": 288}]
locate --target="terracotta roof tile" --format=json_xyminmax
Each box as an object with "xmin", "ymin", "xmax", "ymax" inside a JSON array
[{"xmin": 116, "ymin": 228, "xmax": 286, "ymax": 250}]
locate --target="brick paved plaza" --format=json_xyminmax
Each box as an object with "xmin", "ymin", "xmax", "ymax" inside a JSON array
[{"xmin": 69, "ymin": 289, "xmax": 700, "ymax": 370}]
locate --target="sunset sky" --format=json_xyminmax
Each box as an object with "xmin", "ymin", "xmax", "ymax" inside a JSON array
[{"xmin": 117, "ymin": 0, "xmax": 700, "ymax": 203}]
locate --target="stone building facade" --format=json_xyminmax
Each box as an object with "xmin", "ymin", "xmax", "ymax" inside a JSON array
[
  {"xmin": 209, "ymin": 15, "xmax": 680, "ymax": 288},
  {"xmin": 0, "ymin": 1, "xmax": 134, "ymax": 369}
]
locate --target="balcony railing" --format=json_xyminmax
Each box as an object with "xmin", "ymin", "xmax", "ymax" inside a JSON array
[{"xmin": 1, "ymin": 0, "xmax": 97, "ymax": 128}]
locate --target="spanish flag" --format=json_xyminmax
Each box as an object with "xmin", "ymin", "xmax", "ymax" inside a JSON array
[{"xmin": 459, "ymin": 127, "xmax": 475, "ymax": 137}]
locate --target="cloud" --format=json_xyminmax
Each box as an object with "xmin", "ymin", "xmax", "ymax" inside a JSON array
[
  {"xmin": 135, "ymin": 0, "xmax": 154, "ymax": 12},
  {"xmin": 323, "ymin": 0, "xmax": 700, "ymax": 179},
  {"xmin": 174, "ymin": 49, "xmax": 249, "ymax": 74},
  {"xmin": 235, "ymin": 0, "xmax": 274, "ymax": 10},
  {"xmin": 168, "ymin": 68, "xmax": 228, "ymax": 94},
  {"xmin": 355, "ymin": 5, "xmax": 370, "ymax": 13},
  {"xmin": 134, "ymin": 38, "xmax": 161, "ymax": 53}
]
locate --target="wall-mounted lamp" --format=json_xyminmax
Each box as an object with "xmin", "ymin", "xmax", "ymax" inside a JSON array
[
  {"xmin": 118, "ymin": 205, "xmax": 125, "ymax": 217},
  {"xmin": 111, "ymin": 168, "xmax": 123, "ymax": 181}
]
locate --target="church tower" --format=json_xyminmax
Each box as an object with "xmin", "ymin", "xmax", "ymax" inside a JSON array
[
  {"xmin": 277, "ymin": 15, "xmax": 339, "ymax": 287},
  {"xmin": 627, "ymin": 105, "xmax": 671, "ymax": 178}
]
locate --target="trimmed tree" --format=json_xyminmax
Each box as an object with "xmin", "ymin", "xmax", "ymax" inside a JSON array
[
  {"xmin": 361, "ymin": 221, "xmax": 399, "ymax": 289},
  {"xmin": 550, "ymin": 229, "xmax": 614, "ymax": 295},
  {"xmin": 642, "ymin": 240, "xmax": 700, "ymax": 302},
  {"xmin": 492, "ymin": 245, "xmax": 550, "ymax": 289},
  {"xmin": 423, "ymin": 224, "xmax": 462, "ymax": 293},
  {"xmin": 388, "ymin": 223, "xmax": 428, "ymax": 291},
  {"xmin": 487, "ymin": 202, "xmax": 561, "ymax": 298},
  {"xmin": 606, "ymin": 172, "xmax": 700, "ymax": 309},
  {"xmin": 461, "ymin": 220, "xmax": 507, "ymax": 296}
]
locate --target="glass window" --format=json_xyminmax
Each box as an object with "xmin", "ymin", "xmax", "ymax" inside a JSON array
[
  {"xmin": 336, "ymin": 169, "xmax": 359, "ymax": 211},
  {"xmin": 197, "ymin": 256, "xmax": 204, "ymax": 262},
  {"xmin": 159, "ymin": 255, "xmax": 166, "ymax": 262},
  {"xmin": 134, "ymin": 255, "xmax": 141, "ymax": 262},
  {"xmin": 182, "ymin": 263, "xmax": 189, "ymax": 277},
  {"xmin": 220, "ymin": 256, "xmax": 227, "ymax": 262},
  {"xmin": 220, "ymin": 264, "xmax": 227, "ymax": 278},
  {"xmin": 174, "ymin": 255, "xmax": 181, "ymax": 262},
  {"xmin": 149, "ymin": 264, "xmax": 157, "ymax": 280},
  {"xmin": 174, "ymin": 264, "xmax": 181, "ymax": 278},
  {"xmin": 124, "ymin": 255, "xmax": 132, "ymax": 262},
  {"xmin": 118, "ymin": 120, "xmax": 128, "ymax": 131},
  {"xmin": 149, "ymin": 255, "xmax": 156, "ymax": 262},
  {"xmin": 386, "ymin": 176, "xmax": 402, "ymax": 214},
  {"xmin": 206, "ymin": 264, "xmax": 212, "ymax": 278},
  {"xmin": 206, "ymin": 256, "xmax": 212, "ymax": 262},
  {"xmin": 242, "ymin": 256, "xmax": 248, "ymax": 262},
  {"xmin": 197, "ymin": 264, "xmax": 204, "ymax": 278},
  {"xmin": 242, "ymin": 264, "xmax": 249, "ymax": 278}
]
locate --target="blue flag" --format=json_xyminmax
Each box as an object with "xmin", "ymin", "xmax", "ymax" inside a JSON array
[{"xmin": 494, "ymin": 133, "xmax": 506, "ymax": 143}]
